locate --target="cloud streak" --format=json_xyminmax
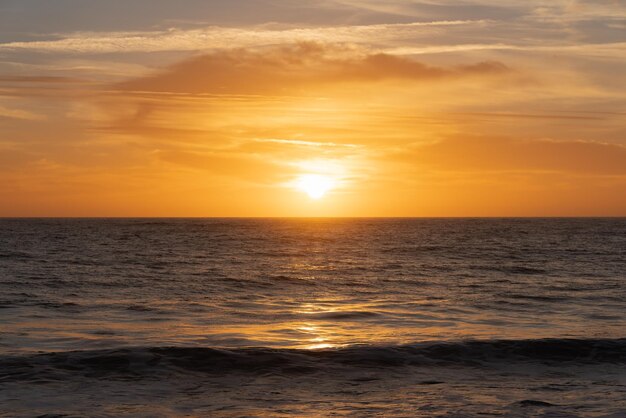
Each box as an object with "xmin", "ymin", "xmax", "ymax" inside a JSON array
[
  {"xmin": 256, "ymin": 138, "xmax": 360, "ymax": 148},
  {"xmin": 115, "ymin": 43, "xmax": 509, "ymax": 95},
  {"xmin": 0, "ymin": 105, "xmax": 45, "ymax": 121},
  {"xmin": 403, "ymin": 136, "xmax": 626, "ymax": 175},
  {"xmin": 0, "ymin": 20, "xmax": 486, "ymax": 54},
  {"xmin": 391, "ymin": 41, "xmax": 626, "ymax": 58}
]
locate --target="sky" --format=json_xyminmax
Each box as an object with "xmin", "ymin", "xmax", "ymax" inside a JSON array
[{"xmin": 0, "ymin": 0, "xmax": 625, "ymax": 216}]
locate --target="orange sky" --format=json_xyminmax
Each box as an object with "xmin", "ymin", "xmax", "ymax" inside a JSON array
[{"xmin": 0, "ymin": 1, "xmax": 625, "ymax": 216}]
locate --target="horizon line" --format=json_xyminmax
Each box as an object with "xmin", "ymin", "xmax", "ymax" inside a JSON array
[{"xmin": 1, "ymin": 216, "xmax": 625, "ymax": 220}]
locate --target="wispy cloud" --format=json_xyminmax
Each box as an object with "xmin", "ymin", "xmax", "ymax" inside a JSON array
[
  {"xmin": 0, "ymin": 76, "xmax": 81, "ymax": 83},
  {"xmin": 390, "ymin": 42, "xmax": 626, "ymax": 58},
  {"xmin": 0, "ymin": 105, "xmax": 46, "ymax": 121},
  {"xmin": 398, "ymin": 136, "xmax": 626, "ymax": 175},
  {"xmin": 0, "ymin": 20, "xmax": 487, "ymax": 54},
  {"xmin": 256, "ymin": 138, "xmax": 360, "ymax": 148},
  {"xmin": 114, "ymin": 43, "xmax": 509, "ymax": 95}
]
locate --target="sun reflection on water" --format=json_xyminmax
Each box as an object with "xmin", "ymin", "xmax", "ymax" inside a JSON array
[{"xmin": 296, "ymin": 323, "xmax": 338, "ymax": 350}]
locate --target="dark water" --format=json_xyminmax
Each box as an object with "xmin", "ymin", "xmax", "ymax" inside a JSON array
[{"xmin": 1, "ymin": 218, "xmax": 625, "ymax": 417}]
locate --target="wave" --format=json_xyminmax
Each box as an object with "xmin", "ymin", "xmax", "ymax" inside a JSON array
[{"xmin": 1, "ymin": 338, "xmax": 624, "ymax": 382}]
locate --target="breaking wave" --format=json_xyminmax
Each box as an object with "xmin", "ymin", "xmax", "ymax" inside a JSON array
[{"xmin": 2, "ymin": 338, "xmax": 624, "ymax": 383}]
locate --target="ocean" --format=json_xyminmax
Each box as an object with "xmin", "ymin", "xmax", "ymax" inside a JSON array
[{"xmin": 0, "ymin": 218, "xmax": 625, "ymax": 417}]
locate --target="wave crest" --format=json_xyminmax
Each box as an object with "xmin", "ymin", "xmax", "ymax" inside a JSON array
[{"xmin": 1, "ymin": 338, "xmax": 624, "ymax": 382}]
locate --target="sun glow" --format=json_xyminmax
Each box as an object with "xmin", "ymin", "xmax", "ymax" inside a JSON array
[{"xmin": 296, "ymin": 174, "xmax": 335, "ymax": 199}]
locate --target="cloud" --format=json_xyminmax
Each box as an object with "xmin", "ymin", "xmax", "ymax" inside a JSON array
[
  {"xmin": 389, "ymin": 41, "xmax": 626, "ymax": 58},
  {"xmin": 0, "ymin": 105, "xmax": 46, "ymax": 121},
  {"xmin": 0, "ymin": 76, "xmax": 80, "ymax": 83},
  {"xmin": 402, "ymin": 136, "xmax": 626, "ymax": 175},
  {"xmin": 449, "ymin": 112, "xmax": 605, "ymax": 121},
  {"xmin": 155, "ymin": 149, "xmax": 292, "ymax": 183},
  {"xmin": 115, "ymin": 43, "xmax": 509, "ymax": 95},
  {"xmin": 255, "ymin": 138, "xmax": 359, "ymax": 148},
  {"xmin": 0, "ymin": 20, "xmax": 485, "ymax": 54}
]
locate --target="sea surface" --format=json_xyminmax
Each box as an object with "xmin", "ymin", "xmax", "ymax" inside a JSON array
[{"xmin": 0, "ymin": 218, "xmax": 625, "ymax": 417}]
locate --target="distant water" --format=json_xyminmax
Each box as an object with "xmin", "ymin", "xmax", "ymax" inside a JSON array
[{"xmin": 1, "ymin": 218, "xmax": 625, "ymax": 417}]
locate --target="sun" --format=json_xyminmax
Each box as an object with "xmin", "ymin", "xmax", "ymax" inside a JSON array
[{"xmin": 296, "ymin": 174, "xmax": 335, "ymax": 199}]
